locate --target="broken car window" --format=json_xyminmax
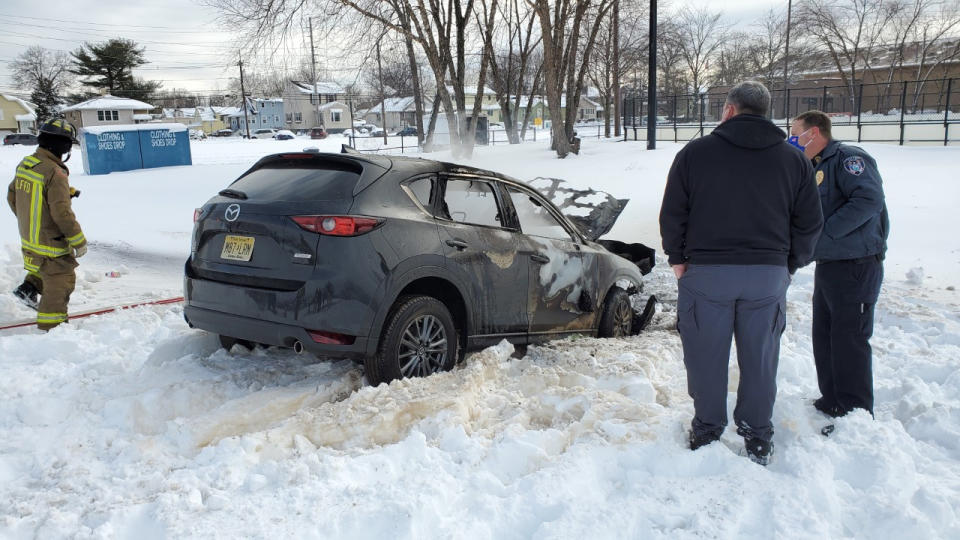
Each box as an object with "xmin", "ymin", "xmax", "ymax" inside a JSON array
[
  {"xmin": 406, "ymin": 176, "xmax": 434, "ymax": 209},
  {"xmin": 442, "ymin": 179, "xmax": 502, "ymax": 228},
  {"xmin": 507, "ymin": 187, "xmax": 574, "ymax": 241}
]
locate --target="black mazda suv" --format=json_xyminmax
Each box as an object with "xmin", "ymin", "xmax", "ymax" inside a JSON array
[{"xmin": 184, "ymin": 148, "xmax": 655, "ymax": 385}]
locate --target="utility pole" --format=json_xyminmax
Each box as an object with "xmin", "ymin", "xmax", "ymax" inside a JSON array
[
  {"xmin": 238, "ymin": 54, "xmax": 250, "ymax": 139},
  {"xmin": 309, "ymin": 18, "xmax": 322, "ymax": 128},
  {"xmin": 647, "ymin": 0, "xmax": 657, "ymax": 149},
  {"xmin": 783, "ymin": 0, "xmax": 793, "ymax": 127},
  {"xmin": 376, "ymin": 36, "xmax": 388, "ymax": 144}
]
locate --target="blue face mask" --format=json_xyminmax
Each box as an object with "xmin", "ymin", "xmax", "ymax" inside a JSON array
[{"xmin": 788, "ymin": 129, "xmax": 812, "ymax": 151}]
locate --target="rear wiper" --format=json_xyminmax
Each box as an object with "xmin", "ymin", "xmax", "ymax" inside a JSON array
[{"xmin": 218, "ymin": 188, "xmax": 248, "ymax": 200}]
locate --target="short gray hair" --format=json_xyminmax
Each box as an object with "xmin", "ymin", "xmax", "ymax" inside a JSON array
[{"xmin": 726, "ymin": 81, "xmax": 771, "ymax": 116}]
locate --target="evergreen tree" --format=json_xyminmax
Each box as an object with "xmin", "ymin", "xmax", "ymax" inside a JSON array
[
  {"xmin": 70, "ymin": 38, "xmax": 161, "ymax": 99},
  {"xmin": 30, "ymin": 78, "xmax": 61, "ymax": 124}
]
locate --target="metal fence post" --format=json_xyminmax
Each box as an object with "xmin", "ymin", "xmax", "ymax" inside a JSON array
[
  {"xmin": 856, "ymin": 83, "xmax": 864, "ymax": 143},
  {"xmin": 899, "ymin": 81, "xmax": 908, "ymax": 146},
  {"xmin": 945, "ymin": 78, "xmax": 953, "ymax": 146},
  {"xmin": 673, "ymin": 95, "xmax": 678, "ymax": 142},
  {"xmin": 698, "ymin": 94, "xmax": 704, "ymax": 137},
  {"xmin": 822, "ymin": 85, "xmax": 828, "ymax": 112},
  {"xmin": 784, "ymin": 88, "xmax": 791, "ymax": 129}
]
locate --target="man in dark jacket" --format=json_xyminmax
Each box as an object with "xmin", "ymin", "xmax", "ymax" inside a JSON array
[
  {"xmin": 659, "ymin": 81, "xmax": 823, "ymax": 465},
  {"xmin": 790, "ymin": 111, "xmax": 888, "ymax": 421}
]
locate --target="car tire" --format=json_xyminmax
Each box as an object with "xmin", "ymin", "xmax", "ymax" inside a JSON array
[
  {"xmin": 597, "ymin": 288, "xmax": 633, "ymax": 338},
  {"xmin": 366, "ymin": 295, "xmax": 459, "ymax": 386},
  {"xmin": 219, "ymin": 334, "xmax": 255, "ymax": 351}
]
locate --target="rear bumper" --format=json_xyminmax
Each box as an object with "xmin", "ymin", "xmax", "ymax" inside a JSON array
[
  {"xmin": 184, "ymin": 303, "xmax": 370, "ymax": 360},
  {"xmin": 183, "ymin": 271, "xmax": 374, "ymax": 359}
]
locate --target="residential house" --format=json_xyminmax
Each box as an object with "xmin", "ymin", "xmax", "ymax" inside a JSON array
[
  {"xmin": 513, "ymin": 95, "xmax": 604, "ymax": 126},
  {"xmin": 0, "ymin": 94, "xmax": 36, "ymax": 135},
  {"xmin": 282, "ymin": 80, "xmax": 346, "ymax": 129},
  {"xmin": 317, "ymin": 102, "xmax": 351, "ymax": 132},
  {"xmin": 161, "ymin": 106, "xmax": 229, "ymax": 134},
  {"xmin": 229, "ymin": 98, "xmax": 284, "ymax": 136},
  {"xmin": 60, "ymin": 95, "xmax": 155, "ymax": 129},
  {"xmin": 363, "ymin": 97, "xmax": 420, "ymax": 131},
  {"xmin": 439, "ymin": 86, "xmax": 502, "ymax": 123}
]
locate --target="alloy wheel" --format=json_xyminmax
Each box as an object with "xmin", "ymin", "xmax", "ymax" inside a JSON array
[{"xmin": 397, "ymin": 314, "xmax": 448, "ymax": 377}]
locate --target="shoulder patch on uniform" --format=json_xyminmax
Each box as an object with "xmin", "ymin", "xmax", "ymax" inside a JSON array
[{"xmin": 843, "ymin": 155, "xmax": 865, "ymax": 176}]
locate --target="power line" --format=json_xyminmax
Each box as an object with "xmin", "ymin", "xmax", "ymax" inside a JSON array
[
  {"xmin": 0, "ymin": 13, "xmax": 225, "ymax": 30},
  {"xmin": 0, "ymin": 15, "xmax": 232, "ymax": 35}
]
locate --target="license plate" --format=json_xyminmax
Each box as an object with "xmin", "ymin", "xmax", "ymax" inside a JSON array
[{"xmin": 221, "ymin": 235, "xmax": 255, "ymax": 261}]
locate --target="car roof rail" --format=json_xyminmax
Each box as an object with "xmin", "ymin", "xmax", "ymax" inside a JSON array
[{"xmin": 341, "ymin": 144, "xmax": 361, "ymax": 154}]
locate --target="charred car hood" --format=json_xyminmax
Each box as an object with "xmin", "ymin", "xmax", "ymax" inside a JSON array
[
  {"xmin": 529, "ymin": 177, "xmax": 655, "ymax": 275},
  {"xmin": 530, "ymin": 177, "xmax": 628, "ymax": 241}
]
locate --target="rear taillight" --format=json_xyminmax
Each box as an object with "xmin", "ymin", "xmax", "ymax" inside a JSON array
[
  {"xmin": 291, "ymin": 215, "xmax": 383, "ymax": 236},
  {"xmin": 307, "ymin": 330, "xmax": 356, "ymax": 345},
  {"xmin": 193, "ymin": 208, "xmax": 204, "ymax": 222}
]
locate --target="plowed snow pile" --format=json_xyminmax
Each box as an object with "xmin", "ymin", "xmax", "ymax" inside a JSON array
[{"xmin": 1, "ymin": 137, "xmax": 958, "ymax": 539}]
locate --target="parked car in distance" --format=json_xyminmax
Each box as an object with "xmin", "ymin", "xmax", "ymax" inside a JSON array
[
  {"xmin": 214, "ymin": 128, "xmax": 234, "ymax": 137},
  {"xmin": 253, "ymin": 128, "xmax": 279, "ymax": 139},
  {"xmin": 3, "ymin": 133, "xmax": 38, "ymax": 146},
  {"xmin": 273, "ymin": 129, "xmax": 296, "ymax": 140},
  {"xmin": 394, "ymin": 126, "xmax": 417, "ymax": 137},
  {"xmin": 342, "ymin": 128, "xmax": 368, "ymax": 137},
  {"xmin": 369, "ymin": 128, "xmax": 386, "ymax": 137},
  {"xmin": 189, "ymin": 129, "xmax": 207, "ymax": 141},
  {"xmin": 309, "ymin": 127, "xmax": 328, "ymax": 139},
  {"xmin": 184, "ymin": 150, "xmax": 657, "ymax": 387}
]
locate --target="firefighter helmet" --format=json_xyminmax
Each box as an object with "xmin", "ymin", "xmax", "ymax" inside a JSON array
[{"xmin": 38, "ymin": 118, "xmax": 79, "ymax": 144}]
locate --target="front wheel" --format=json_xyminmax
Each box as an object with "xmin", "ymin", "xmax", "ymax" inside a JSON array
[
  {"xmin": 366, "ymin": 295, "xmax": 459, "ymax": 386},
  {"xmin": 597, "ymin": 288, "xmax": 633, "ymax": 338}
]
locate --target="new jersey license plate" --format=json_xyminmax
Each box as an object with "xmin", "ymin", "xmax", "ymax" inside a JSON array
[{"xmin": 221, "ymin": 235, "xmax": 255, "ymax": 261}]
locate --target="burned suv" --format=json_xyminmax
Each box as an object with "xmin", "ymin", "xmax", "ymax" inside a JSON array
[{"xmin": 184, "ymin": 148, "xmax": 655, "ymax": 385}]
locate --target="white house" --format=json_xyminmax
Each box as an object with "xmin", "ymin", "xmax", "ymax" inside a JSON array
[
  {"xmin": 61, "ymin": 95, "xmax": 155, "ymax": 129},
  {"xmin": 0, "ymin": 94, "xmax": 36, "ymax": 135}
]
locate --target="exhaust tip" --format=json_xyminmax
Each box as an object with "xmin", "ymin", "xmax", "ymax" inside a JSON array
[{"xmin": 293, "ymin": 340, "xmax": 304, "ymax": 354}]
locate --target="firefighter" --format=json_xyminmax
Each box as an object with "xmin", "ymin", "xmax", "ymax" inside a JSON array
[{"xmin": 7, "ymin": 118, "xmax": 87, "ymax": 331}]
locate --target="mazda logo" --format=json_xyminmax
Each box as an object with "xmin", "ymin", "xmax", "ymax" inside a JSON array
[{"xmin": 224, "ymin": 204, "xmax": 240, "ymax": 222}]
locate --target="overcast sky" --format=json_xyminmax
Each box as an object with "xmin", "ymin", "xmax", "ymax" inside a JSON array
[{"xmin": 0, "ymin": 0, "xmax": 788, "ymax": 97}]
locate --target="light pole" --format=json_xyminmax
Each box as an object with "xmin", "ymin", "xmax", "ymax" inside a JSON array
[
  {"xmin": 783, "ymin": 0, "xmax": 793, "ymax": 126},
  {"xmin": 647, "ymin": 0, "xmax": 657, "ymax": 149}
]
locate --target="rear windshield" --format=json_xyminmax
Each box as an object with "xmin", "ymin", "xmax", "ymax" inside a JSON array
[{"xmin": 229, "ymin": 160, "xmax": 361, "ymax": 201}]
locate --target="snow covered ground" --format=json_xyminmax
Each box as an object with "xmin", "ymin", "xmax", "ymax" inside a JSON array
[{"xmin": 0, "ymin": 135, "xmax": 958, "ymax": 538}]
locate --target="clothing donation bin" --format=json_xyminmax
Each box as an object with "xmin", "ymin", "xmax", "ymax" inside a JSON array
[{"xmin": 80, "ymin": 123, "xmax": 192, "ymax": 175}]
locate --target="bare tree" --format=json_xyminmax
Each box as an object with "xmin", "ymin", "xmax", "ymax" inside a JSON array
[
  {"xmin": 589, "ymin": 0, "xmax": 646, "ymax": 137},
  {"xmin": 797, "ymin": 0, "xmax": 899, "ymax": 108},
  {"xmin": 479, "ymin": 0, "xmax": 542, "ymax": 143},
  {"xmin": 674, "ymin": 6, "xmax": 727, "ymax": 101},
  {"xmin": 530, "ymin": 0, "xmax": 615, "ymax": 158},
  {"xmin": 10, "ymin": 46, "xmax": 75, "ymax": 123},
  {"xmin": 903, "ymin": 0, "xmax": 960, "ymax": 107}
]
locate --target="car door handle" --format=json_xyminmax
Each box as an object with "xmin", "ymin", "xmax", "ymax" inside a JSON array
[
  {"xmin": 530, "ymin": 253, "xmax": 550, "ymax": 264},
  {"xmin": 445, "ymin": 239, "xmax": 469, "ymax": 250}
]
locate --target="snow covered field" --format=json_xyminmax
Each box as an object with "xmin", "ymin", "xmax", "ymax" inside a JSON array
[{"xmin": 0, "ymin": 135, "xmax": 958, "ymax": 538}]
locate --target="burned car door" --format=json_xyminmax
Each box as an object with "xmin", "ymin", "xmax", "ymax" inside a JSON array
[
  {"xmin": 503, "ymin": 184, "xmax": 600, "ymax": 337},
  {"xmin": 435, "ymin": 175, "xmax": 529, "ymax": 337}
]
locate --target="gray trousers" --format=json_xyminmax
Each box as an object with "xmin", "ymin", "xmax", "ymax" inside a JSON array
[{"xmin": 677, "ymin": 264, "xmax": 790, "ymax": 442}]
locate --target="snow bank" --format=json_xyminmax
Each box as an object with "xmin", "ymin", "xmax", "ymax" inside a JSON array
[{"xmin": 1, "ymin": 136, "xmax": 958, "ymax": 538}]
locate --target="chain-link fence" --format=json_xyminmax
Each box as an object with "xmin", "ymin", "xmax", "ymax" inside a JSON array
[{"xmin": 623, "ymin": 77, "xmax": 960, "ymax": 146}]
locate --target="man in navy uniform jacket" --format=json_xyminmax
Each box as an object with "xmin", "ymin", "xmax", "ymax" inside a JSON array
[{"xmin": 789, "ymin": 110, "xmax": 889, "ymax": 421}]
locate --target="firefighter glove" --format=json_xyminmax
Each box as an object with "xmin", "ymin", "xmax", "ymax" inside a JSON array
[{"xmin": 73, "ymin": 244, "xmax": 87, "ymax": 258}]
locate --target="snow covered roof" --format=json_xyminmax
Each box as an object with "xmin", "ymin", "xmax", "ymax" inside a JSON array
[
  {"xmin": 319, "ymin": 101, "xmax": 347, "ymax": 111},
  {"xmin": 290, "ymin": 80, "xmax": 345, "ymax": 95},
  {"xmin": 2, "ymin": 94, "xmax": 35, "ymax": 117},
  {"xmin": 367, "ymin": 97, "xmax": 417, "ymax": 113},
  {"xmin": 61, "ymin": 95, "xmax": 155, "ymax": 112},
  {"xmin": 79, "ymin": 122, "xmax": 187, "ymax": 135},
  {"xmin": 212, "ymin": 106, "xmax": 240, "ymax": 117}
]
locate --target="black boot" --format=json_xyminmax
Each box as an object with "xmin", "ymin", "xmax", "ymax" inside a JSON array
[
  {"xmin": 689, "ymin": 429, "xmax": 721, "ymax": 450},
  {"xmin": 814, "ymin": 397, "xmax": 849, "ymax": 418},
  {"xmin": 12, "ymin": 281, "xmax": 39, "ymax": 310},
  {"xmin": 744, "ymin": 438, "xmax": 774, "ymax": 466}
]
